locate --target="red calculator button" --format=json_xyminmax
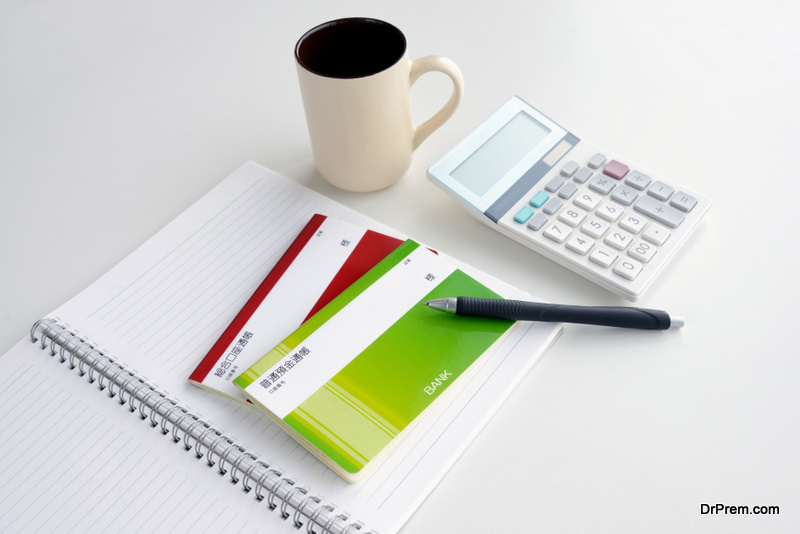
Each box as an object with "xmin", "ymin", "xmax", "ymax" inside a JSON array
[{"xmin": 603, "ymin": 160, "xmax": 630, "ymax": 180}]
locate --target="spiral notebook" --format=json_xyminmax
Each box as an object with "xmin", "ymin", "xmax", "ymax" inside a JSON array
[{"xmin": 0, "ymin": 162, "xmax": 562, "ymax": 534}]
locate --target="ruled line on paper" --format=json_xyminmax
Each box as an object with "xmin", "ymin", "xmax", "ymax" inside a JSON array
[
  {"xmin": 111, "ymin": 185, "xmax": 292, "ymax": 340},
  {"xmin": 87, "ymin": 177, "xmax": 267, "ymax": 323},
  {"xmin": 96, "ymin": 179, "xmax": 280, "ymax": 334}
]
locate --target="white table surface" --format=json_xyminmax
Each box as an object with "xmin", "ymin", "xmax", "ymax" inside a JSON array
[{"xmin": 2, "ymin": 1, "xmax": 798, "ymax": 532}]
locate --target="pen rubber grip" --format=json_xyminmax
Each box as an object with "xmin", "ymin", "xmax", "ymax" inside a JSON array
[{"xmin": 456, "ymin": 297, "xmax": 673, "ymax": 330}]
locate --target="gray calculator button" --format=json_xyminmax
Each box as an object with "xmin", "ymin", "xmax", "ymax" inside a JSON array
[
  {"xmin": 625, "ymin": 171, "xmax": 652, "ymax": 190},
  {"xmin": 573, "ymin": 167, "xmax": 593, "ymax": 184},
  {"xmin": 588, "ymin": 153, "xmax": 607, "ymax": 169},
  {"xmin": 610, "ymin": 185, "xmax": 638, "ymax": 206},
  {"xmin": 588, "ymin": 175, "xmax": 615, "ymax": 195},
  {"xmin": 634, "ymin": 196, "xmax": 685, "ymax": 228},
  {"xmin": 648, "ymin": 181, "xmax": 674, "ymax": 201},
  {"xmin": 545, "ymin": 176, "xmax": 565, "ymax": 192},
  {"xmin": 542, "ymin": 197, "xmax": 563, "ymax": 215},
  {"xmin": 527, "ymin": 212, "xmax": 548, "ymax": 231},
  {"xmin": 670, "ymin": 192, "xmax": 698, "ymax": 212},
  {"xmin": 560, "ymin": 161, "xmax": 579, "ymax": 177},
  {"xmin": 558, "ymin": 182, "xmax": 578, "ymax": 199}
]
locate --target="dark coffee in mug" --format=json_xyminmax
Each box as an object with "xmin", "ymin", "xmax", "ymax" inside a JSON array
[{"xmin": 295, "ymin": 18, "xmax": 407, "ymax": 79}]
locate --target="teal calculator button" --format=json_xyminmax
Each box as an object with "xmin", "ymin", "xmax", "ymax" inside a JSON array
[
  {"xmin": 514, "ymin": 205, "xmax": 534, "ymax": 224},
  {"xmin": 530, "ymin": 191, "xmax": 549, "ymax": 208}
]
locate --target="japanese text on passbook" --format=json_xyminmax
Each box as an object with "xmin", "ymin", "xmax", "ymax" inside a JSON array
[
  {"xmin": 259, "ymin": 346, "xmax": 311, "ymax": 394},
  {"xmin": 214, "ymin": 331, "xmax": 253, "ymax": 380},
  {"xmin": 403, "ymin": 255, "xmax": 437, "ymax": 282}
]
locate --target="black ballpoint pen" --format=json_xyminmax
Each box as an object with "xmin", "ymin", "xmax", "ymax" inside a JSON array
[{"xmin": 423, "ymin": 297, "xmax": 684, "ymax": 330}]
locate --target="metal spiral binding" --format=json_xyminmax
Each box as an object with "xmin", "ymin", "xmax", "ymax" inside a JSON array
[{"xmin": 30, "ymin": 318, "xmax": 378, "ymax": 534}]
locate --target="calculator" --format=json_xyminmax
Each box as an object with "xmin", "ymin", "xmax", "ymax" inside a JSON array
[{"xmin": 427, "ymin": 96, "xmax": 711, "ymax": 301}]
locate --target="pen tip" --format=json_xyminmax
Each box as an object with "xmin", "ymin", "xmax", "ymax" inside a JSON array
[
  {"xmin": 670, "ymin": 316, "xmax": 685, "ymax": 328},
  {"xmin": 422, "ymin": 301, "xmax": 430, "ymax": 306}
]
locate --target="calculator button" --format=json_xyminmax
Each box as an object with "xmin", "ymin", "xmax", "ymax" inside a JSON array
[
  {"xmin": 596, "ymin": 202, "xmax": 623, "ymax": 222},
  {"xmin": 581, "ymin": 218, "xmax": 609, "ymax": 238},
  {"xmin": 588, "ymin": 175, "xmax": 616, "ymax": 195},
  {"xmin": 613, "ymin": 258, "xmax": 643, "ymax": 280},
  {"xmin": 514, "ymin": 205, "xmax": 534, "ymax": 224},
  {"xmin": 574, "ymin": 167, "xmax": 593, "ymax": 184},
  {"xmin": 628, "ymin": 240, "xmax": 657, "ymax": 263},
  {"xmin": 558, "ymin": 182, "xmax": 578, "ymax": 199},
  {"xmin": 566, "ymin": 235, "xmax": 594, "ymax": 256},
  {"xmin": 670, "ymin": 192, "xmax": 698, "ymax": 212},
  {"xmin": 618, "ymin": 213, "xmax": 647, "ymax": 234},
  {"xmin": 530, "ymin": 191, "xmax": 549, "ymax": 208},
  {"xmin": 625, "ymin": 171, "xmax": 652, "ymax": 190},
  {"xmin": 589, "ymin": 246, "xmax": 618, "ymax": 268},
  {"xmin": 574, "ymin": 191, "xmax": 601, "ymax": 211},
  {"xmin": 545, "ymin": 176, "xmax": 565, "ymax": 192},
  {"xmin": 560, "ymin": 161, "xmax": 579, "ymax": 177},
  {"xmin": 642, "ymin": 224, "xmax": 670, "ymax": 246},
  {"xmin": 542, "ymin": 197, "xmax": 563, "ymax": 215},
  {"xmin": 610, "ymin": 185, "xmax": 639, "ymax": 206},
  {"xmin": 634, "ymin": 196, "xmax": 685, "ymax": 228},
  {"xmin": 527, "ymin": 212, "xmax": 548, "ymax": 231},
  {"xmin": 588, "ymin": 153, "xmax": 606, "ymax": 169},
  {"xmin": 603, "ymin": 160, "xmax": 630, "ymax": 180},
  {"xmin": 544, "ymin": 221, "xmax": 571, "ymax": 243},
  {"xmin": 605, "ymin": 228, "xmax": 633, "ymax": 250},
  {"xmin": 558, "ymin": 207, "xmax": 586, "ymax": 227},
  {"xmin": 647, "ymin": 181, "xmax": 674, "ymax": 201}
]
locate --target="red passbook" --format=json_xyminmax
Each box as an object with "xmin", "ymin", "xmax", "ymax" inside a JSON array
[{"xmin": 189, "ymin": 214, "xmax": 403, "ymax": 402}]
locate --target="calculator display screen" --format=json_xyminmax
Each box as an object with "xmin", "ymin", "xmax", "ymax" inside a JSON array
[{"xmin": 450, "ymin": 112, "xmax": 551, "ymax": 197}]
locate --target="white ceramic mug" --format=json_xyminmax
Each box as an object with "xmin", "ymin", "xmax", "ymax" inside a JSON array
[{"xmin": 295, "ymin": 18, "xmax": 464, "ymax": 192}]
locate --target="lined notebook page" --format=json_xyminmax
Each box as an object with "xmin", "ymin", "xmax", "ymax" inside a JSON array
[
  {"xmin": 1, "ymin": 163, "xmax": 560, "ymax": 533},
  {"xmin": 0, "ymin": 340, "xmax": 288, "ymax": 534}
]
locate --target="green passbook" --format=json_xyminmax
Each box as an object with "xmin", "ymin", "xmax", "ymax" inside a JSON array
[{"xmin": 234, "ymin": 240, "xmax": 516, "ymax": 482}]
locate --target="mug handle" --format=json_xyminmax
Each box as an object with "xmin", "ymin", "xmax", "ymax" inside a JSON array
[{"xmin": 409, "ymin": 56, "xmax": 465, "ymax": 150}]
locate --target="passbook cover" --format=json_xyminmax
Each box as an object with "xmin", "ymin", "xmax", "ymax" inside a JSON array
[
  {"xmin": 189, "ymin": 214, "xmax": 403, "ymax": 402},
  {"xmin": 234, "ymin": 240, "xmax": 517, "ymax": 482}
]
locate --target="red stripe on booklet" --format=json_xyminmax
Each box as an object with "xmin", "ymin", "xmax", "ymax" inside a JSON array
[
  {"xmin": 305, "ymin": 230, "xmax": 404, "ymax": 321},
  {"xmin": 188, "ymin": 214, "xmax": 326, "ymax": 382}
]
